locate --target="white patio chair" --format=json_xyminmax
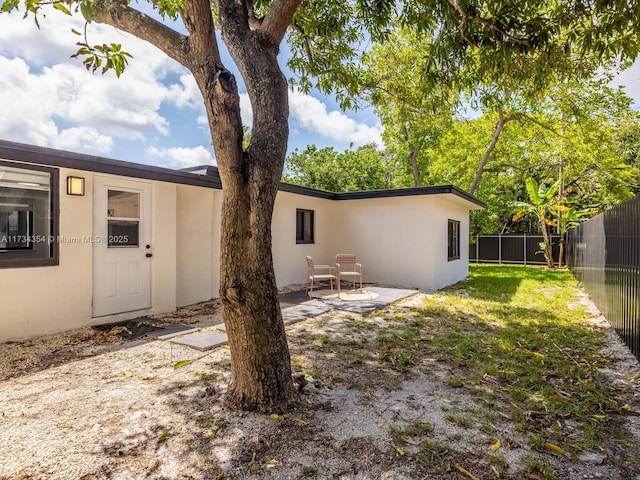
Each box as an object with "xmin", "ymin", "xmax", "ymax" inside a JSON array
[
  {"xmin": 305, "ymin": 256, "xmax": 337, "ymax": 297},
  {"xmin": 335, "ymin": 254, "xmax": 362, "ymax": 296}
]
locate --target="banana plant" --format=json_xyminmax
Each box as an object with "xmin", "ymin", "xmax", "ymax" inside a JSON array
[
  {"xmin": 513, "ymin": 177, "xmax": 562, "ymax": 268},
  {"xmin": 549, "ymin": 204, "xmax": 598, "ymax": 267}
]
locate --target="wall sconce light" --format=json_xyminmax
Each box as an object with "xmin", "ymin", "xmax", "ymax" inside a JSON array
[{"xmin": 66, "ymin": 176, "xmax": 85, "ymax": 196}]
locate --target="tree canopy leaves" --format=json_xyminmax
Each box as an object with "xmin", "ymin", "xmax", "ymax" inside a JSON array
[{"xmin": 284, "ymin": 143, "xmax": 395, "ymax": 192}]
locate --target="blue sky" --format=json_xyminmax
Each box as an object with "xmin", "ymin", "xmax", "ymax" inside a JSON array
[
  {"xmin": 0, "ymin": 6, "xmax": 639, "ymax": 170},
  {"xmin": 0, "ymin": 5, "xmax": 382, "ymax": 169}
]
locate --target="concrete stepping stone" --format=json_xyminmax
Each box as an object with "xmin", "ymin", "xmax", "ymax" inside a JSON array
[
  {"xmin": 147, "ymin": 324, "xmax": 199, "ymax": 340},
  {"xmin": 170, "ymin": 331, "xmax": 228, "ymax": 351}
]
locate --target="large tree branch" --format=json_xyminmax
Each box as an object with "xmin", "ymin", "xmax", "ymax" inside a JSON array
[
  {"xmin": 260, "ymin": 0, "xmax": 303, "ymax": 45},
  {"xmin": 183, "ymin": 0, "xmax": 222, "ymax": 66},
  {"xmin": 217, "ymin": 0, "xmax": 250, "ymax": 45},
  {"xmin": 469, "ymin": 106, "xmax": 513, "ymax": 195},
  {"xmin": 92, "ymin": 0, "xmax": 190, "ymax": 66},
  {"xmin": 446, "ymin": 0, "xmax": 529, "ymax": 46}
]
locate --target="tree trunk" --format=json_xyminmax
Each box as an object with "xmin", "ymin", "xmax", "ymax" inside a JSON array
[
  {"xmin": 90, "ymin": 0, "xmax": 302, "ymax": 412},
  {"xmin": 409, "ymin": 150, "xmax": 421, "ymax": 187},
  {"xmin": 401, "ymin": 125, "xmax": 421, "ymax": 187},
  {"xmin": 558, "ymin": 236, "xmax": 565, "ymax": 268},
  {"xmin": 539, "ymin": 218, "xmax": 555, "ymax": 269},
  {"xmin": 469, "ymin": 106, "xmax": 515, "ymax": 195},
  {"xmin": 188, "ymin": 0, "xmax": 297, "ymax": 412}
]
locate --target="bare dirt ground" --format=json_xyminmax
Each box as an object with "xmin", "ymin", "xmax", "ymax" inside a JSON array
[{"xmin": 1, "ymin": 291, "xmax": 640, "ymax": 480}]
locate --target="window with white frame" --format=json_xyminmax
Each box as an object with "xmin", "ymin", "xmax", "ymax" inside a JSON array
[
  {"xmin": 448, "ymin": 219, "xmax": 460, "ymax": 261},
  {"xmin": 296, "ymin": 208, "xmax": 314, "ymax": 244},
  {"xmin": 0, "ymin": 162, "xmax": 58, "ymax": 268}
]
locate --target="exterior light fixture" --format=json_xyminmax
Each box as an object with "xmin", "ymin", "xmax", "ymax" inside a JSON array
[{"xmin": 66, "ymin": 176, "xmax": 85, "ymax": 196}]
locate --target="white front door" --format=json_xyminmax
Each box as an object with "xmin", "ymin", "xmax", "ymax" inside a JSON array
[{"xmin": 93, "ymin": 177, "xmax": 152, "ymax": 317}]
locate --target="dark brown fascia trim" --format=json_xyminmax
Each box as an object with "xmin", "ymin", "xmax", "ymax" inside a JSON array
[
  {"xmin": 336, "ymin": 185, "xmax": 487, "ymax": 208},
  {"xmin": 279, "ymin": 182, "xmax": 486, "ymax": 208},
  {"xmin": 0, "ymin": 140, "xmax": 485, "ymax": 208},
  {"xmin": 278, "ymin": 182, "xmax": 336, "ymax": 200},
  {"xmin": 0, "ymin": 140, "xmax": 222, "ymax": 189}
]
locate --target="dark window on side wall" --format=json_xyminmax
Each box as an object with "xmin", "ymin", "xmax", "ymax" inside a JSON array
[
  {"xmin": 448, "ymin": 219, "xmax": 460, "ymax": 261},
  {"xmin": 296, "ymin": 209, "xmax": 314, "ymax": 244},
  {"xmin": 0, "ymin": 161, "xmax": 59, "ymax": 268}
]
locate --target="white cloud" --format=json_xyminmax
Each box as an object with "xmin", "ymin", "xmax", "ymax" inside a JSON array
[
  {"xmin": 54, "ymin": 127, "xmax": 113, "ymax": 154},
  {"xmin": 0, "ymin": 57, "xmax": 63, "ymax": 146},
  {"xmin": 289, "ymin": 89, "xmax": 383, "ymax": 147},
  {"xmin": 0, "ymin": 5, "xmax": 384, "ymax": 164},
  {"xmin": 167, "ymin": 74, "xmax": 203, "ymax": 110},
  {"xmin": 0, "ymin": 6, "xmax": 202, "ymax": 155},
  {"xmin": 238, "ymin": 90, "xmax": 381, "ymax": 148},
  {"xmin": 146, "ymin": 145, "xmax": 215, "ymax": 169}
]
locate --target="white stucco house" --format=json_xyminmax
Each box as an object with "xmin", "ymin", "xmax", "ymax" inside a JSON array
[{"xmin": 0, "ymin": 139, "xmax": 485, "ymax": 341}]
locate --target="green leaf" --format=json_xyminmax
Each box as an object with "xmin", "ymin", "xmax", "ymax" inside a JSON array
[
  {"xmin": 1, "ymin": 0, "xmax": 20, "ymax": 12},
  {"xmin": 173, "ymin": 360, "xmax": 191, "ymax": 370},
  {"xmin": 52, "ymin": 2, "xmax": 70, "ymax": 15},
  {"xmin": 79, "ymin": 1, "xmax": 96, "ymax": 22}
]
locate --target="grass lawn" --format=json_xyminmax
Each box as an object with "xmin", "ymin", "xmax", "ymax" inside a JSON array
[
  {"xmin": 291, "ymin": 263, "xmax": 640, "ymax": 479},
  {"xmin": 432, "ymin": 265, "xmax": 615, "ymax": 449}
]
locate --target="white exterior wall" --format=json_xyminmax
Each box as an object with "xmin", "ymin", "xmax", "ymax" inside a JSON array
[
  {"xmin": 151, "ymin": 181, "xmax": 178, "ymax": 313},
  {"xmin": 0, "ymin": 167, "xmax": 94, "ymax": 340},
  {"xmin": 272, "ymin": 191, "xmax": 337, "ymax": 287},
  {"xmin": 176, "ymin": 184, "xmax": 221, "ymax": 306},
  {"xmin": 0, "ymin": 172, "xmax": 191, "ymax": 341},
  {"xmin": 330, "ymin": 196, "xmax": 437, "ymax": 290},
  {"xmin": 428, "ymin": 196, "xmax": 472, "ymax": 290},
  {"xmin": 271, "ymin": 191, "xmax": 476, "ymax": 292},
  {"xmin": 0, "ymin": 157, "xmax": 478, "ymax": 342}
]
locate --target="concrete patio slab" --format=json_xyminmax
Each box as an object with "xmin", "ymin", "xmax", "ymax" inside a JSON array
[
  {"xmin": 284, "ymin": 300, "xmax": 331, "ymax": 318},
  {"xmin": 319, "ymin": 287, "xmax": 418, "ymax": 313}
]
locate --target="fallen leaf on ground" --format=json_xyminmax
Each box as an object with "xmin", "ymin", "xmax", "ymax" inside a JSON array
[
  {"xmin": 452, "ymin": 463, "xmax": 479, "ymax": 480},
  {"xmin": 269, "ymin": 413, "xmax": 284, "ymax": 423},
  {"xmin": 490, "ymin": 439, "xmax": 501, "ymax": 451},
  {"xmin": 545, "ymin": 442, "xmax": 565, "ymax": 455},
  {"xmin": 173, "ymin": 360, "xmax": 191, "ymax": 370}
]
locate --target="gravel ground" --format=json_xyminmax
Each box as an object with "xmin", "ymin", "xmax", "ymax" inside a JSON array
[{"xmin": 1, "ymin": 293, "xmax": 640, "ymax": 479}]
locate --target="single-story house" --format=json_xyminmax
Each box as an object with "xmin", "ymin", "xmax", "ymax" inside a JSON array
[{"xmin": 0, "ymin": 139, "xmax": 485, "ymax": 341}]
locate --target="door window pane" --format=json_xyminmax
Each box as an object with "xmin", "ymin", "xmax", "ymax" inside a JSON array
[
  {"xmin": 107, "ymin": 190, "xmax": 139, "ymax": 247},
  {"xmin": 108, "ymin": 221, "xmax": 140, "ymax": 247},
  {"xmin": 108, "ymin": 190, "xmax": 139, "ymax": 218}
]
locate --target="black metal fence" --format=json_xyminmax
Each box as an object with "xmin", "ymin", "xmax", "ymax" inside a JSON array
[
  {"xmin": 567, "ymin": 196, "xmax": 640, "ymax": 361},
  {"xmin": 469, "ymin": 234, "xmax": 561, "ymax": 265}
]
